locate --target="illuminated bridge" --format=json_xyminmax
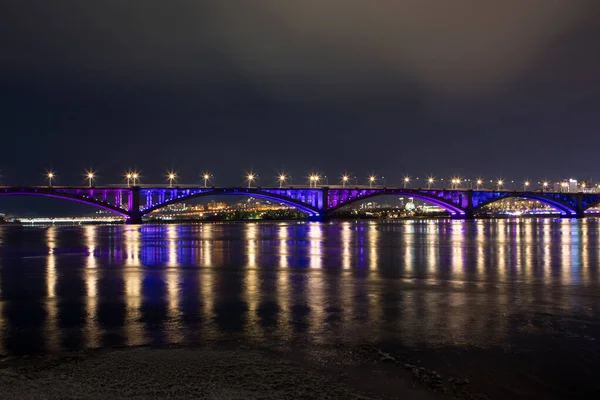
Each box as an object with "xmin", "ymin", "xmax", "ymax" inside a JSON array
[{"xmin": 2, "ymin": 185, "xmax": 600, "ymax": 223}]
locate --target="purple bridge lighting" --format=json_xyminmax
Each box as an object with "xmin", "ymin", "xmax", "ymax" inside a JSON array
[{"xmin": 1, "ymin": 186, "xmax": 600, "ymax": 223}]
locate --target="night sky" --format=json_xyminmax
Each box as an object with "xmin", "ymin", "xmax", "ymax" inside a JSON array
[{"xmin": 1, "ymin": 1, "xmax": 600, "ymax": 188}]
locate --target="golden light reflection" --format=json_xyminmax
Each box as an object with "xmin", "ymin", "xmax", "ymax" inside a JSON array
[
  {"xmin": 560, "ymin": 219, "xmax": 571, "ymax": 283},
  {"xmin": 167, "ymin": 225, "xmax": 178, "ymax": 267},
  {"xmin": 277, "ymin": 223, "xmax": 291, "ymax": 336},
  {"xmin": 124, "ymin": 226, "xmax": 140, "ymax": 267},
  {"xmin": 201, "ymin": 223, "xmax": 213, "ymax": 267},
  {"xmin": 307, "ymin": 224, "xmax": 325, "ymax": 341},
  {"xmin": 368, "ymin": 222, "xmax": 379, "ymax": 271},
  {"xmin": 496, "ymin": 219, "xmax": 507, "ymax": 279},
  {"xmin": 123, "ymin": 227, "xmax": 144, "ymax": 346},
  {"xmin": 403, "ymin": 221, "xmax": 414, "ymax": 273},
  {"xmin": 200, "ymin": 224, "xmax": 215, "ymax": 333},
  {"xmin": 542, "ymin": 219, "xmax": 552, "ymax": 283},
  {"xmin": 308, "ymin": 224, "xmax": 322, "ymax": 269},
  {"xmin": 166, "ymin": 226, "xmax": 182, "ymax": 342},
  {"xmin": 45, "ymin": 227, "xmax": 59, "ymax": 352},
  {"xmin": 581, "ymin": 220, "xmax": 589, "ymax": 281},
  {"xmin": 244, "ymin": 224, "xmax": 260, "ymax": 338},
  {"xmin": 450, "ymin": 220, "xmax": 464, "ymax": 276},
  {"xmin": 341, "ymin": 222, "xmax": 352, "ymax": 270},
  {"xmin": 427, "ymin": 220, "xmax": 439, "ymax": 274},
  {"xmin": 476, "ymin": 220, "xmax": 485, "ymax": 275},
  {"xmin": 278, "ymin": 223, "xmax": 289, "ymax": 269},
  {"xmin": 84, "ymin": 226, "xmax": 99, "ymax": 348},
  {"xmin": 524, "ymin": 219, "xmax": 534, "ymax": 281}
]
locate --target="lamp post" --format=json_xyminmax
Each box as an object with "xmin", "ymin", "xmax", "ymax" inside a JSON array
[
  {"xmin": 278, "ymin": 173, "xmax": 287, "ymax": 188},
  {"xmin": 167, "ymin": 172, "xmax": 176, "ymax": 188},
  {"xmin": 404, "ymin": 176, "xmax": 410, "ymax": 189},
  {"xmin": 542, "ymin": 181, "xmax": 549, "ymax": 192},
  {"xmin": 497, "ymin": 180, "xmax": 504, "ymax": 190},
  {"xmin": 125, "ymin": 173, "xmax": 132, "ymax": 187},
  {"xmin": 369, "ymin": 175, "xmax": 376, "ymax": 188},
  {"xmin": 524, "ymin": 181, "xmax": 530, "ymax": 191},
  {"xmin": 86, "ymin": 171, "xmax": 95, "ymax": 187},
  {"xmin": 476, "ymin": 179, "xmax": 483, "ymax": 190},
  {"xmin": 427, "ymin": 177, "xmax": 434, "ymax": 189},
  {"xmin": 46, "ymin": 171, "xmax": 55, "ymax": 187},
  {"xmin": 203, "ymin": 173, "xmax": 211, "ymax": 188},
  {"xmin": 247, "ymin": 173, "xmax": 256, "ymax": 188},
  {"xmin": 341, "ymin": 175, "xmax": 349, "ymax": 188},
  {"xmin": 132, "ymin": 173, "xmax": 139, "ymax": 186}
]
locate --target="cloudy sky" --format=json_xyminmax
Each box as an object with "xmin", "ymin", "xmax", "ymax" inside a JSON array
[{"xmin": 1, "ymin": 1, "xmax": 599, "ymax": 189}]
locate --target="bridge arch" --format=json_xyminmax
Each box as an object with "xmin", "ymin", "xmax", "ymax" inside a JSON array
[
  {"xmin": 140, "ymin": 190, "xmax": 322, "ymax": 217},
  {"xmin": 473, "ymin": 193, "xmax": 577, "ymax": 216},
  {"xmin": 583, "ymin": 198, "xmax": 600, "ymax": 212},
  {"xmin": 326, "ymin": 190, "xmax": 466, "ymax": 216},
  {"xmin": 0, "ymin": 190, "xmax": 130, "ymax": 218}
]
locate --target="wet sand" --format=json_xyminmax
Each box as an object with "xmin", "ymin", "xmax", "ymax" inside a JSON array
[{"xmin": 0, "ymin": 344, "xmax": 447, "ymax": 400}]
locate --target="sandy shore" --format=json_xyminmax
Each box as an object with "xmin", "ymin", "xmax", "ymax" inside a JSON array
[{"xmin": 0, "ymin": 344, "xmax": 452, "ymax": 399}]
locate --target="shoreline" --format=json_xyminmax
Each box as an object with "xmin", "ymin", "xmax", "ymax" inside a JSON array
[{"xmin": 0, "ymin": 342, "xmax": 455, "ymax": 399}]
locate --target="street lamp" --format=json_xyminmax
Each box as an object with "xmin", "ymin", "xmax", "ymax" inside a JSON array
[
  {"xmin": 167, "ymin": 172, "xmax": 177, "ymax": 188},
  {"xmin": 132, "ymin": 172, "xmax": 139, "ymax": 186},
  {"xmin": 427, "ymin": 177, "xmax": 434, "ymax": 189},
  {"xmin": 309, "ymin": 174, "xmax": 320, "ymax": 187},
  {"xmin": 125, "ymin": 173, "xmax": 132, "ymax": 186},
  {"xmin": 524, "ymin": 181, "xmax": 530, "ymax": 191},
  {"xmin": 46, "ymin": 171, "xmax": 55, "ymax": 187},
  {"xmin": 341, "ymin": 175, "xmax": 349, "ymax": 188},
  {"xmin": 369, "ymin": 175, "xmax": 376, "ymax": 188},
  {"xmin": 476, "ymin": 179, "xmax": 483, "ymax": 190},
  {"xmin": 278, "ymin": 173, "xmax": 287, "ymax": 188},
  {"xmin": 86, "ymin": 171, "xmax": 95, "ymax": 187},
  {"xmin": 247, "ymin": 173, "xmax": 256, "ymax": 188},
  {"xmin": 497, "ymin": 180, "xmax": 504, "ymax": 190},
  {"xmin": 202, "ymin": 173, "xmax": 211, "ymax": 188},
  {"xmin": 542, "ymin": 181, "xmax": 549, "ymax": 191},
  {"xmin": 404, "ymin": 176, "xmax": 410, "ymax": 189}
]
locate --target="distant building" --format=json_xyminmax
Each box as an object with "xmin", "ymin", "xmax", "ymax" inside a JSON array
[{"xmin": 569, "ymin": 179, "xmax": 578, "ymax": 193}]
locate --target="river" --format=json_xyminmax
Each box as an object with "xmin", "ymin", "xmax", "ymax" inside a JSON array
[{"xmin": 1, "ymin": 219, "xmax": 599, "ymax": 398}]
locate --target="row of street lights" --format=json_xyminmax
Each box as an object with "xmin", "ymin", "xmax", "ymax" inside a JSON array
[{"xmin": 40, "ymin": 170, "xmax": 563, "ymax": 191}]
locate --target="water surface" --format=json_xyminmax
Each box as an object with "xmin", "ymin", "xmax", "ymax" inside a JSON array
[{"xmin": 1, "ymin": 219, "xmax": 600, "ymax": 397}]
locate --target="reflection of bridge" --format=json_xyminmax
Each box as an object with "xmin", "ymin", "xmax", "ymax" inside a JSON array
[{"xmin": 2, "ymin": 186, "xmax": 600, "ymax": 223}]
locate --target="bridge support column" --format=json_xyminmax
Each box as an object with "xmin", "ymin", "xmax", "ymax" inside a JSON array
[
  {"xmin": 452, "ymin": 211, "xmax": 474, "ymax": 220},
  {"xmin": 452, "ymin": 190, "xmax": 474, "ymax": 219},
  {"xmin": 127, "ymin": 213, "xmax": 143, "ymax": 224},
  {"xmin": 574, "ymin": 193, "xmax": 585, "ymax": 218},
  {"xmin": 308, "ymin": 214, "xmax": 329, "ymax": 222},
  {"xmin": 126, "ymin": 187, "xmax": 143, "ymax": 224}
]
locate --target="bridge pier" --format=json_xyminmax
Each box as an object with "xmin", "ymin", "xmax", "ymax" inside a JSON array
[
  {"xmin": 451, "ymin": 213, "xmax": 474, "ymax": 220},
  {"xmin": 127, "ymin": 187, "xmax": 142, "ymax": 224},
  {"xmin": 126, "ymin": 213, "xmax": 143, "ymax": 224},
  {"xmin": 308, "ymin": 214, "xmax": 329, "ymax": 222}
]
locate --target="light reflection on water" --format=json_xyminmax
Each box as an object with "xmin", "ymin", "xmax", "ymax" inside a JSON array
[{"xmin": 0, "ymin": 219, "xmax": 599, "ymax": 355}]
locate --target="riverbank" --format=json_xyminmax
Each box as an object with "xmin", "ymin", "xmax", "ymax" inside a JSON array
[{"xmin": 0, "ymin": 343, "xmax": 450, "ymax": 399}]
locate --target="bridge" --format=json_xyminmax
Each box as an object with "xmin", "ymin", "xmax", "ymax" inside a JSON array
[{"xmin": 2, "ymin": 185, "xmax": 600, "ymax": 223}]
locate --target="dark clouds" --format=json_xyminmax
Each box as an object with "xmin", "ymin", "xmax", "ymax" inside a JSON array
[
  {"xmin": 1, "ymin": 1, "xmax": 599, "ymax": 188},
  {"xmin": 3, "ymin": 1, "xmax": 596, "ymax": 96}
]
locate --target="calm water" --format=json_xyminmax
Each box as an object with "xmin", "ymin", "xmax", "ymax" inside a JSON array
[{"xmin": 1, "ymin": 219, "xmax": 600, "ymax": 394}]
